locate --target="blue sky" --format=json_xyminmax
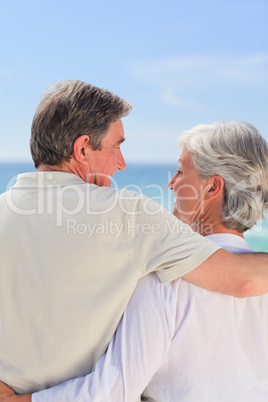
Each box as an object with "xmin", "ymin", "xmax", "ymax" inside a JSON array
[{"xmin": 0, "ymin": 0, "xmax": 267, "ymax": 163}]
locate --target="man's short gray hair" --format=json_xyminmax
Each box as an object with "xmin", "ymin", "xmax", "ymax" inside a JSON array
[
  {"xmin": 177, "ymin": 121, "xmax": 268, "ymax": 232},
  {"xmin": 30, "ymin": 80, "xmax": 133, "ymax": 168}
]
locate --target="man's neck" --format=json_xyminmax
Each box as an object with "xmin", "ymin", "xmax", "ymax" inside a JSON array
[
  {"xmin": 38, "ymin": 164, "xmax": 70, "ymax": 173},
  {"xmin": 38, "ymin": 161, "xmax": 93, "ymax": 184}
]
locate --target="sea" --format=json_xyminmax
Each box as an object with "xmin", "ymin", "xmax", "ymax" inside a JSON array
[{"xmin": 0, "ymin": 162, "xmax": 267, "ymax": 252}]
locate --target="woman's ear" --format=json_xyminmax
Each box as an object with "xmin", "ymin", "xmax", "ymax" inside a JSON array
[
  {"xmin": 72, "ymin": 135, "xmax": 90, "ymax": 163},
  {"xmin": 205, "ymin": 175, "xmax": 225, "ymax": 201}
]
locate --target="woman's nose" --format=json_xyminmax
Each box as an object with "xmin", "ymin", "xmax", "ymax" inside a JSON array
[{"xmin": 168, "ymin": 173, "xmax": 177, "ymax": 190}]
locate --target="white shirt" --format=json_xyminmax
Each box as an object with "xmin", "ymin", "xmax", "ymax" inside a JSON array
[
  {"xmin": 0, "ymin": 172, "xmax": 220, "ymax": 394},
  {"xmin": 33, "ymin": 234, "xmax": 268, "ymax": 401}
]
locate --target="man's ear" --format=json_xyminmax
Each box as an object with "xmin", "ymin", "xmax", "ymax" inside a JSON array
[
  {"xmin": 205, "ymin": 175, "xmax": 225, "ymax": 201},
  {"xmin": 72, "ymin": 135, "xmax": 90, "ymax": 163}
]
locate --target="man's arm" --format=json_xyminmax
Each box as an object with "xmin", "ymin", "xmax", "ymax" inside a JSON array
[
  {"xmin": 131, "ymin": 199, "xmax": 268, "ymax": 298},
  {"xmin": 0, "ymin": 275, "xmax": 173, "ymax": 402},
  {"xmin": 184, "ymin": 249, "xmax": 268, "ymax": 297}
]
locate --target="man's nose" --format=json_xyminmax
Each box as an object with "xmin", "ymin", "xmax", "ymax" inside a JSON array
[{"xmin": 117, "ymin": 149, "xmax": 126, "ymax": 171}]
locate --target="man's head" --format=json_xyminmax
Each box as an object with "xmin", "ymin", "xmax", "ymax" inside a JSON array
[
  {"xmin": 30, "ymin": 80, "xmax": 133, "ymax": 185},
  {"xmin": 169, "ymin": 121, "xmax": 268, "ymax": 232}
]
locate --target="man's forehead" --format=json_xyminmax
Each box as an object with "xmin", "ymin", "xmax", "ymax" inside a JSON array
[
  {"xmin": 113, "ymin": 120, "xmax": 125, "ymax": 137},
  {"xmin": 103, "ymin": 120, "xmax": 125, "ymax": 144}
]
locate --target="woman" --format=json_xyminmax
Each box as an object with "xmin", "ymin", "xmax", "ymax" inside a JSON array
[{"xmin": 2, "ymin": 121, "xmax": 268, "ymax": 401}]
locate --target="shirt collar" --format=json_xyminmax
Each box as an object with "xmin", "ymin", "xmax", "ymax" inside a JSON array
[{"xmin": 11, "ymin": 171, "xmax": 88, "ymax": 189}]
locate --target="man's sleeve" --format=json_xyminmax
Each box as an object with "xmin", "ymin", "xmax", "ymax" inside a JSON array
[
  {"xmin": 127, "ymin": 194, "xmax": 221, "ymax": 283},
  {"xmin": 32, "ymin": 274, "xmax": 175, "ymax": 402}
]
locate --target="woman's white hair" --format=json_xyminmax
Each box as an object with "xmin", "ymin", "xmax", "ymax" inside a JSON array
[{"xmin": 177, "ymin": 121, "xmax": 268, "ymax": 232}]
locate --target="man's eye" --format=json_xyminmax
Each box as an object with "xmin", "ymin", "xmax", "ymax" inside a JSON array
[{"xmin": 177, "ymin": 169, "xmax": 182, "ymax": 175}]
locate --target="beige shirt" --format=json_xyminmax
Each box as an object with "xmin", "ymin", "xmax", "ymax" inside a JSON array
[{"xmin": 0, "ymin": 172, "xmax": 220, "ymax": 394}]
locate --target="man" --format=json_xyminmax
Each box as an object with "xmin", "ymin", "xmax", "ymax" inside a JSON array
[{"xmin": 0, "ymin": 82, "xmax": 268, "ymax": 398}]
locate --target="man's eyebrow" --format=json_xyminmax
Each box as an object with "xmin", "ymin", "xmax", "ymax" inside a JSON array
[{"xmin": 115, "ymin": 138, "xmax": 126, "ymax": 146}]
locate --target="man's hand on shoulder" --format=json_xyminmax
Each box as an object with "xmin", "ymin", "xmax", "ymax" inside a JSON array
[{"xmin": 0, "ymin": 382, "xmax": 31, "ymax": 402}]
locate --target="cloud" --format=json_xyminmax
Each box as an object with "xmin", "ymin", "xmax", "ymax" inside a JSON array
[
  {"xmin": 161, "ymin": 88, "xmax": 202, "ymax": 114},
  {"xmin": 128, "ymin": 54, "xmax": 268, "ymax": 113}
]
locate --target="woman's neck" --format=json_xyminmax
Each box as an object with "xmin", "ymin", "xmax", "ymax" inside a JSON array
[
  {"xmin": 192, "ymin": 218, "xmax": 244, "ymax": 238},
  {"xmin": 203, "ymin": 224, "xmax": 243, "ymax": 238},
  {"xmin": 187, "ymin": 208, "xmax": 243, "ymax": 238}
]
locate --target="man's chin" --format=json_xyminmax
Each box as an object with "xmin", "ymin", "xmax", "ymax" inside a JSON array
[
  {"xmin": 94, "ymin": 175, "xmax": 112, "ymax": 187},
  {"xmin": 99, "ymin": 178, "xmax": 112, "ymax": 187},
  {"xmin": 106, "ymin": 178, "xmax": 112, "ymax": 187}
]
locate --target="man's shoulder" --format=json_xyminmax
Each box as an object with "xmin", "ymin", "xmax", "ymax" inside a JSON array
[{"xmin": 92, "ymin": 186, "xmax": 176, "ymax": 218}]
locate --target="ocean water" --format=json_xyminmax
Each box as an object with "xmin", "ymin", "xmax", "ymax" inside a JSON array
[{"xmin": 0, "ymin": 162, "xmax": 267, "ymax": 252}]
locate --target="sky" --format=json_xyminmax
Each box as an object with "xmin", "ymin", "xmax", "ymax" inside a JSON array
[{"xmin": 0, "ymin": 0, "xmax": 267, "ymax": 163}]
